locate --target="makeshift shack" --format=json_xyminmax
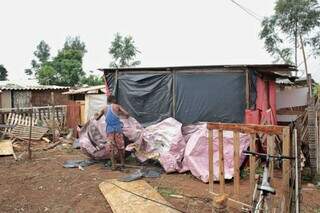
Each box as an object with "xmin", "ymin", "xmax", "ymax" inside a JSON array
[
  {"xmin": 276, "ymin": 77, "xmax": 314, "ymax": 124},
  {"xmin": 0, "ymin": 81, "xmax": 69, "ymax": 108},
  {"xmin": 63, "ymin": 85, "xmax": 107, "ymax": 124},
  {"xmin": 100, "ymin": 64, "xmax": 296, "ymax": 126}
]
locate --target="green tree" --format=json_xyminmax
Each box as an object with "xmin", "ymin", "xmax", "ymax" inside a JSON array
[
  {"xmin": 0, "ymin": 64, "xmax": 8, "ymax": 80},
  {"xmin": 109, "ymin": 33, "xmax": 141, "ymax": 68},
  {"xmin": 260, "ymin": 0, "xmax": 320, "ymax": 64},
  {"xmin": 34, "ymin": 40, "xmax": 50, "ymax": 63},
  {"xmin": 80, "ymin": 74, "xmax": 104, "ymax": 86},
  {"xmin": 28, "ymin": 37, "xmax": 87, "ymax": 86},
  {"xmin": 25, "ymin": 40, "xmax": 50, "ymax": 76}
]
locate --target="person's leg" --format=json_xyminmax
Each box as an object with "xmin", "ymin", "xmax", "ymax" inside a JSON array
[
  {"xmin": 114, "ymin": 133, "xmax": 125, "ymax": 167},
  {"xmin": 107, "ymin": 133, "xmax": 116, "ymax": 170}
]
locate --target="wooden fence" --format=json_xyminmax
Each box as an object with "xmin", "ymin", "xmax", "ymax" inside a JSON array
[
  {"xmin": 0, "ymin": 105, "xmax": 67, "ymax": 129},
  {"xmin": 207, "ymin": 122, "xmax": 293, "ymax": 212}
]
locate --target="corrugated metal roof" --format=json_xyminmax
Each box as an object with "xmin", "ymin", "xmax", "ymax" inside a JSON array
[
  {"xmin": 62, "ymin": 85, "xmax": 105, "ymax": 95},
  {"xmin": 98, "ymin": 64, "xmax": 297, "ymax": 72},
  {"xmin": 0, "ymin": 81, "xmax": 69, "ymax": 91}
]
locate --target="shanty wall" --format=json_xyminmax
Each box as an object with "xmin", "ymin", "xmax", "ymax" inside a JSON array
[
  {"xmin": 1, "ymin": 91, "xmax": 12, "ymax": 108},
  {"xmin": 105, "ymin": 68, "xmax": 257, "ymax": 125},
  {"xmin": 0, "ymin": 90, "xmax": 69, "ymax": 108},
  {"xmin": 31, "ymin": 90, "xmax": 69, "ymax": 106}
]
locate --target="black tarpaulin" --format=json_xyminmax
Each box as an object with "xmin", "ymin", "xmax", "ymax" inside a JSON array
[
  {"xmin": 175, "ymin": 72, "xmax": 246, "ymax": 124},
  {"xmin": 116, "ymin": 73, "xmax": 173, "ymax": 126}
]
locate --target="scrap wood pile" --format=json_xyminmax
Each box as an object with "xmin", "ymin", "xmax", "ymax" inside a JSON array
[
  {"xmin": 79, "ymin": 110, "xmax": 251, "ymax": 182},
  {"xmin": 0, "ymin": 111, "xmax": 73, "ymax": 160}
]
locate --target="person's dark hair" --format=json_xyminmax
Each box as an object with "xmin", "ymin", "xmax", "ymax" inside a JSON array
[{"xmin": 107, "ymin": 95, "xmax": 116, "ymax": 104}]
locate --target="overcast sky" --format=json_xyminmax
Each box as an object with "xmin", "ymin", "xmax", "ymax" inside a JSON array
[{"xmin": 0, "ymin": 0, "xmax": 319, "ymax": 82}]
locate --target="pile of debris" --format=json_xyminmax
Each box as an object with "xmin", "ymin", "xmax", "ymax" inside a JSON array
[
  {"xmin": 79, "ymin": 113, "xmax": 251, "ymax": 183},
  {"xmin": 0, "ymin": 111, "xmax": 74, "ymax": 160}
]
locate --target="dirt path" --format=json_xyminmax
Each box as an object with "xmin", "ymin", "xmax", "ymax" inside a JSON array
[{"xmin": 0, "ymin": 149, "xmax": 319, "ymax": 213}]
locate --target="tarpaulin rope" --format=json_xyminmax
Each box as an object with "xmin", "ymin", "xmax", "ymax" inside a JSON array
[{"xmin": 110, "ymin": 182, "xmax": 186, "ymax": 213}]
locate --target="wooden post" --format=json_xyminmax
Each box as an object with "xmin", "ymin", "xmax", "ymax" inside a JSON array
[
  {"xmin": 282, "ymin": 127, "xmax": 291, "ymax": 213},
  {"xmin": 172, "ymin": 70, "xmax": 176, "ymax": 118},
  {"xmin": 28, "ymin": 109, "xmax": 32, "ymax": 160},
  {"xmin": 249, "ymin": 133, "xmax": 256, "ymax": 197},
  {"xmin": 51, "ymin": 92, "xmax": 56, "ymax": 143},
  {"xmin": 233, "ymin": 131, "xmax": 240, "ymax": 196},
  {"xmin": 267, "ymin": 135, "xmax": 275, "ymax": 183},
  {"xmin": 218, "ymin": 130, "xmax": 225, "ymax": 194},
  {"xmin": 245, "ymin": 69, "xmax": 250, "ymax": 109},
  {"xmin": 208, "ymin": 129, "xmax": 214, "ymax": 193}
]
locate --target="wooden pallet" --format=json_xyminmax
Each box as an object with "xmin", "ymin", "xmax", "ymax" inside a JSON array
[{"xmin": 10, "ymin": 125, "xmax": 49, "ymax": 141}]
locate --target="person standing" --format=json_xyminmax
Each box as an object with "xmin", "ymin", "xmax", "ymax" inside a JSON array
[{"xmin": 105, "ymin": 95, "xmax": 129, "ymax": 169}]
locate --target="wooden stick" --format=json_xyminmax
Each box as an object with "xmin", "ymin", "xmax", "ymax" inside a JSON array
[
  {"xmin": 208, "ymin": 129, "xmax": 214, "ymax": 193},
  {"xmin": 267, "ymin": 135, "xmax": 275, "ymax": 184},
  {"xmin": 218, "ymin": 130, "xmax": 225, "ymax": 194},
  {"xmin": 249, "ymin": 133, "xmax": 256, "ymax": 198},
  {"xmin": 51, "ymin": 92, "xmax": 56, "ymax": 143},
  {"xmin": 282, "ymin": 127, "xmax": 291, "ymax": 213},
  {"xmin": 209, "ymin": 191, "xmax": 251, "ymax": 209},
  {"xmin": 43, "ymin": 140, "xmax": 61, "ymax": 151},
  {"xmin": 28, "ymin": 110, "xmax": 32, "ymax": 160},
  {"xmin": 233, "ymin": 131, "xmax": 240, "ymax": 196}
]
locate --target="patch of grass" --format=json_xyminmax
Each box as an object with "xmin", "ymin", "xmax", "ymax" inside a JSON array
[{"xmin": 157, "ymin": 186, "xmax": 177, "ymax": 197}]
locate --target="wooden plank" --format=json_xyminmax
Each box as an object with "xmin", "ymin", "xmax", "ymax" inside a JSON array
[
  {"xmin": 281, "ymin": 127, "xmax": 291, "ymax": 213},
  {"xmin": 0, "ymin": 139, "xmax": 14, "ymax": 156},
  {"xmin": 12, "ymin": 114, "xmax": 19, "ymax": 132},
  {"xmin": 18, "ymin": 114, "xmax": 23, "ymax": 125},
  {"xmin": 249, "ymin": 133, "xmax": 256, "ymax": 198},
  {"xmin": 208, "ymin": 129, "xmax": 214, "ymax": 193},
  {"xmin": 267, "ymin": 135, "xmax": 275, "ymax": 184},
  {"xmin": 99, "ymin": 179, "xmax": 179, "ymax": 213},
  {"xmin": 7, "ymin": 113, "xmax": 15, "ymax": 133},
  {"xmin": 3, "ymin": 113, "xmax": 12, "ymax": 136},
  {"xmin": 218, "ymin": 130, "xmax": 225, "ymax": 194},
  {"xmin": 233, "ymin": 131, "xmax": 240, "ymax": 196},
  {"xmin": 245, "ymin": 69, "xmax": 250, "ymax": 108},
  {"xmin": 207, "ymin": 122, "xmax": 284, "ymax": 135}
]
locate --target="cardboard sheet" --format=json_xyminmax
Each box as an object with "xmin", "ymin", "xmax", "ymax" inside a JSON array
[
  {"xmin": 99, "ymin": 179, "xmax": 179, "ymax": 213},
  {"xmin": 0, "ymin": 140, "xmax": 14, "ymax": 156}
]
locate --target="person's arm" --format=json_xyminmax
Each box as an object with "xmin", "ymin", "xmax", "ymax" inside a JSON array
[
  {"xmin": 95, "ymin": 107, "xmax": 106, "ymax": 120},
  {"xmin": 119, "ymin": 105, "xmax": 129, "ymax": 118}
]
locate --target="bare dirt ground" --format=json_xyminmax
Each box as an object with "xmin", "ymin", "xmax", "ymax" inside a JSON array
[{"xmin": 0, "ymin": 143, "xmax": 319, "ymax": 213}]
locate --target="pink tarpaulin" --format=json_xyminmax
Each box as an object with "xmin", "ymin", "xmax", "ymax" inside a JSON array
[
  {"xmin": 79, "ymin": 117, "xmax": 113, "ymax": 160},
  {"xmin": 181, "ymin": 124, "xmax": 250, "ymax": 182},
  {"xmin": 79, "ymin": 116, "xmax": 250, "ymax": 182},
  {"xmin": 126, "ymin": 117, "xmax": 186, "ymax": 173}
]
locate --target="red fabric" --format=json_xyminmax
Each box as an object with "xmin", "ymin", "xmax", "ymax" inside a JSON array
[
  {"xmin": 255, "ymin": 77, "xmax": 277, "ymax": 125},
  {"xmin": 256, "ymin": 77, "xmax": 268, "ymax": 111},
  {"xmin": 245, "ymin": 110, "xmax": 260, "ymax": 124}
]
